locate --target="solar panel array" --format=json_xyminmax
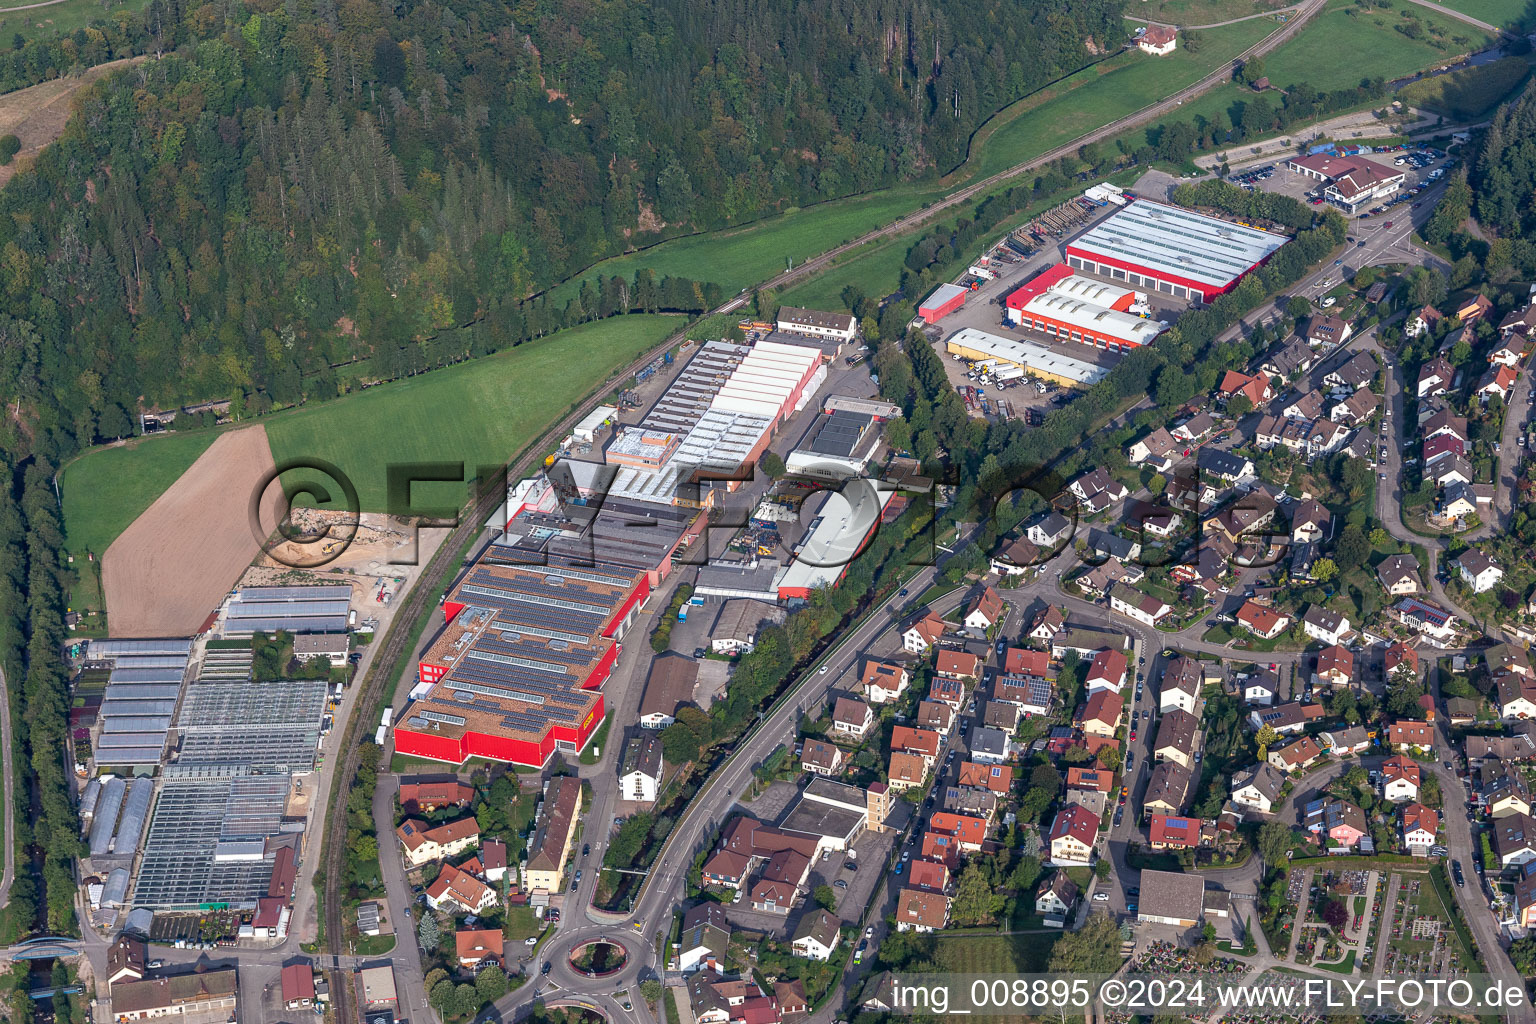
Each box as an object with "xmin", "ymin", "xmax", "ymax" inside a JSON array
[
  {"xmin": 807, "ymin": 410, "xmax": 874, "ymax": 459},
  {"xmin": 224, "ymin": 586, "xmax": 353, "ymax": 636},
  {"xmin": 87, "ymin": 638, "xmax": 193, "ymax": 659}
]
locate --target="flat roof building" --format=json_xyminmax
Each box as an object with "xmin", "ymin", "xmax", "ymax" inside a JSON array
[
  {"xmin": 945, "ymin": 329, "xmax": 1111, "ymax": 388},
  {"xmin": 393, "ymin": 555, "xmax": 647, "ymax": 768},
  {"xmin": 224, "ymin": 585, "xmax": 353, "ymax": 636},
  {"xmin": 1065, "ymin": 200, "xmax": 1288, "ymax": 302},
  {"xmin": 1004, "ymin": 263, "xmax": 1166, "ymax": 353},
  {"xmin": 777, "ymin": 483, "xmax": 895, "ymax": 600}
]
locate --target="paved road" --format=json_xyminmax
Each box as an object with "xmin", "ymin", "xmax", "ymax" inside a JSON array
[{"xmin": 1400, "ymin": 0, "xmax": 1512, "ymax": 36}]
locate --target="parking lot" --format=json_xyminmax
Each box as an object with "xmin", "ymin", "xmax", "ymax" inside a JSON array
[{"xmin": 1226, "ymin": 145, "xmax": 1452, "ymax": 220}]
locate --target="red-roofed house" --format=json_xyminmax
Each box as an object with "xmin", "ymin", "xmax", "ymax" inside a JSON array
[
  {"xmin": 1076, "ymin": 690, "xmax": 1123, "ymax": 738},
  {"xmin": 1237, "ymin": 600, "xmax": 1290, "ymax": 639},
  {"xmin": 907, "ymin": 858, "xmax": 951, "ymax": 893},
  {"xmin": 935, "ymin": 650, "xmax": 982, "ymax": 681},
  {"xmin": 1388, "ymin": 720, "xmax": 1435, "ymax": 753},
  {"xmin": 958, "ymin": 762, "xmax": 1014, "ymax": 795},
  {"xmin": 1402, "ymin": 802, "xmax": 1439, "ymax": 850},
  {"xmin": 1047, "ymin": 804, "xmax": 1098, "ymax": 866},
  {"xmin": 929, "ymin": 812, "xmax": 989, "ymax": 852},
  {"xmin": 455, "ymin": 929, "xmax": 504, "ymax": 968},
  {"xmin": 862, "ymin": 661, "xmax": 910, "ymax": 704},
  {"xmin": 922, "ymin": 831, "xmax": 961, "ymax": 868},
  {"xmin": 1219, "ymin": 369, "xmax": 1273, "ymax": 406},
  {"xmin": 1005, "ymin": 647, "xmax": 1050, "ymax": 677},
  {"xmin": 891, "ymin": 726, "xmax": 941, "ymax": 765},
  {"xmin": 1086, "ymin": 649, "xmax": 1128, "ymax": 693},
  {"xmin": 1148, "ymin": 815, "xmax": 1199, "ymax": 849}
]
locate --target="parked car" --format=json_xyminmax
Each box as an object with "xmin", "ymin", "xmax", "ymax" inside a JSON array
[{"xmin": 1092, "ymin": 892, "xmax": 1110, "ymax": 902}]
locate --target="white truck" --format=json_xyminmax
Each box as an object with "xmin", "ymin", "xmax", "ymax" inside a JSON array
[{"xmin": 994, "ymin": 365, "xmax": 1025, "ymax": 382}]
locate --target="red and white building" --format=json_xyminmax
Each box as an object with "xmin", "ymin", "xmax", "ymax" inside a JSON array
[
  {"xmin": 1003, "ymin": 263, "xmax": 1166, "ymax": 353},
  {"xmin": 393, "ymin": 556, "xmax": 648, "ymax": 768},
  {"xmin": 919, "ymin": 283, "xmax": 969, "ymax": 323},
  {"xmin": 1064, "ymin": 200, "xmax": 1288, "ymax": 302}
]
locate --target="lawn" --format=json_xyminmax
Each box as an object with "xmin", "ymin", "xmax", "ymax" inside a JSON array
[
  {"xmin": 1261, "ymin": 0, "xmax": 1493, "ymax": 91},
  {"xmin": 969, "ymin": 17, "xmax": 1284, "ymax": 181},
  {"xmin": 1133, "ymin": 0, "xmax": 1291, "ymax": 26},
  {"xmin": 503, "ymin": 905, "xmax": 544, "ymax": 943},
  {"xmin": 59, "ymin": 429, "xmax": 218, "ymax": 565},
  {"xmin": 0, "ymin": 0, "xmax": 151, "ymax": 44},
  {"xmin": 548, "ymin": 186, "xmax": 943, "ymax": 304},
  {"xmin": 1433, "ymin": 0, "xmax": 1535, "ymax": 29},
  {"xmin": 262, "ymin": 314, "xmax": 682, "ymax": 512},
  {"xmin": 935, "ymin": 932, "xmax": 1054, "ymax": 975}
]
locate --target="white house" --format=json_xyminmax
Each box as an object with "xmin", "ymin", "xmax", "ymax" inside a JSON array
[
  {"xmin": 619, "ymin": 734, "xmax": 664, "ymax": 805},
  {"xmin": 1231, "ymin": 763, "xmax": 1286, "ymax": 816},
  {"xmin": 1379, "ymin": 755, "xmax": 1420, "ymax": 803},
  {"xmin": 1401, "ymin": 803, "xmax": 1438, "ymax": 851},
  {"xmin": 789, "ymin": 909, "xmax": 842, "ymax": 962},
  {"xmin": 1159, "ymin": 656, "xmax": 1202, "ymax": 716},
  {"xmin": 902, "ymin": 614, "xmax": 945, "ymax": 654},
  {"xmin": 1108, "ymin": 585, "xmax": 1172, "ymax": 628},
  {"xmin": 1027, "ymin": 512, "xmax": 1072, "ymax": 549},
  {"xmin": 1301, "ymin": 605, "xmax": 1350, "ymax": 646},
  {"xmin": 1137, "ymin": 24, "xmax": 1178, "ymax": 55},
  {"xmin": 1458, "ymin": 550, "xmax": 1504, "ymax": 594}
]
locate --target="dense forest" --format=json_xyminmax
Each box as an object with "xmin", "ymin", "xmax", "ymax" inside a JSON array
[
  {"xmin": 0, "ymin": 0, "xmax": 1126, "ymax": 463},
  {"xmin": 1461, "ymin": 78, "xmax": 1536, "ymax": 279}
]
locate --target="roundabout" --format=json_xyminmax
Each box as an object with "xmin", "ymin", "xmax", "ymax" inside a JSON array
[{"xmin": 565, "ymin": 938, "xmax": 631, "ymax": 979}]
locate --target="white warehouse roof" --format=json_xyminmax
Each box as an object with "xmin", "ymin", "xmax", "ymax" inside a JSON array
[
  {"xmin": 777, "ymin": 483, "xmax": 895, "ymax": 596},
  {"xmin": 674, "ymin": 408, "xmax": 775, "ymax": 476},
  {"xmin": 1068, "ymin": 200, "xmax": 1288, "ymax": 290},
  {"xmin": 710, "ymin": 340, "xmax": 821, "ymax": 420},
  {"xmin": 946, "ymin": 329, "xmax": 1111, "ymax": 386},
  {"xmin": 1020, "ymin": 291, "xmax": 1165, "ymax": 347},
  {"xmin": 1047, "ymin": 274, "xmax": 1138, "ymax": 307}
]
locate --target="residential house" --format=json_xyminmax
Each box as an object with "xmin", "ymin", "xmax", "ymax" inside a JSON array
[
  {"xmin": 983, "ymin": 700, "xmax": 1022, "ymax": 732},
  {"xmin": 1315, "ymin": 645, "xmax": 1354, "ymax": 687},
  {"xmin": 1516, "ymin": 863, "xmax": 1536, "ymax": 927},
  {"xmin": 964, "ymin": 586, "xmax": 1005, "ymax": 632},
  {"xmin": 1269, "ymin": 736, "xmax": 1324, "ymax": 772},
  {"xmin": 1418, "ymin": 356, "xmax": 1455, "ymax": 398},
  {"xmin": 1388, "ymin": 720, "xmax": 1435, "ymax": 753},
  {"xmin": 620, "ymin": 733, "xmax": 665, "ymax": 804},
  {"xmin": 1128, "ymin": 427, "xmax": 1183, "ymax": 468},
  {"xmin": 1305, "ymin": 798, "xmax": 1367, "ymax": 849},
  {"xmin": 1242, "ymin": 669, "xmax": 1280, "ymax": 706},
  {"xmin": 969, "ymin": 726, "xmax": 1011, "ymax": 764},
  {"xmin": 1478, "ymin": 364, "xmax": 1519, "ymax": 402},
  {"xmin": 1047, "ymin": 804, "xmax": 1099, "ymax": 866},
  {"xmin": 902, "ymin": 613, "xmax": 946, "ymax": 654},
  {"xmin": 397, "ymin": 779, "xmax": 474, "ymax": 815},
  {"xmin": 1458, "ymin": 549, "xmax": 1504, "ymax": 594},
  {"xmin": 1250, "ymin": 701, "xmax": 1323, "ymax": 735},
  {"xmin": 1026, "ymin": 511, "xmax": 1073, "ymax": 549},
  {"xmin": 1423, "ymin": 433, "xmax": 1465, "ymax": 469},
  {"xmin": 1036, "ymin": 873, "xmax": 1079, "ymax": 918},
  {"xmin": 894, "ymin": 889, "xmax": 951, "ymax": 932},
  {"xmin": 426, "ymin": 864, "xmax": 498, "ymax": 914},
  {"xmin": 1261, "ymin": 337, "xmax": 1315, "ymax": 380},
  {"xmin": 110, "ymin": 971, "xmax": 239, "ymax": 1024},
  {"xmin": 1219, "ymin": 369, "xmax": 1273, "ymax": 406},
  {"xmin": 455, "ymin": 930, "xmax": 504, "ymax": 970},
  {"xmin": 958, "ymin": 761, "xmax": 1014, "ymax": 796},
  {"xmin": 1076, "ymin": 690, "xmax": 1124, "ymax": 739},
  {"xmin": 1282, "ymin": 390, "xmax": 1326, "ymax": 421},
  {"xmin": 1498, "ymin": 676, "xmax": 1536, "ymax": 721},
  {"xmin": 887, "ymin": 752, "xmax": 929, "ymax": 792},
  {"xmin": 1144, "ymin": 761, "xmax": 1194, "ymax": 816},
  {"xmin": 1493, "ymin": 813, "xmax": 1536, "ymax": 868},
  {"xmin": 524, "ymin": 777, "xmax": 580, "ymax": 892},
  {"xmin": 1405, "ymin": 306, "xmax": 1442, "ymax": 338},
  {"xmin": 1198, "ymin": 448, "xmax": 1256, "ymax": 484},
  {"xmin": 1454, "ymin": 293, "xmax": 1494, "ymax": 323},
  {"xmin": 930, "ymin": 811, "xmax": 989, "ymax": 853},
  {"xmin": 1432, "ymin": 455, "xmax": 1474, "ymax": 487},
  {"xmin": 891, "ymin": 726, "xmax": 941, "ymax": 767},
  {"xmin": 1069, "ymin": 468, "xmax": 1130, "ymax": 515},
  {"xmin": 1489, "ymin": 337, "xmax": 1525, "ymax": 364},
  {"xmin": 916, "ymin": 700, "xmax": 956, "ymax": 737},
  {"xmin": 1086, "ymin": 648, "xmax": 1129, "ymax": 693},
  {"xmin": 1329, "ymin": 387, "xmax": 1377, "ymax": 425},
  {"xmin": 1380, "ymin": 755, "xmax": 1421, "ymax": 802},
  {"xmin": 1320, "ymin": 725, "xmax": 1369, "ymax": 756},
  {"xmin": 1231, "ymin": 763, "xmax": 1286, "ymax": 815},
  {"xmin": 1302, "ymin": 606, "xmax": 1351, "ymax": 646},
  {"xmin": 1149, "ymin": 815, "xmax": 1200, "ymax": 850},
  {"xmin": 1108, "ymin": 585, "xmax": 1172, "ymax": 627},
  {"xmin": 1481, "ymin": 760, "xmax": 1533, "ymax": 818},
  {"xmin": 1423, "ymin": 407, "xmax": 1469, "ymax": 443},
  {"xmin": 993, "ymin": 675, "xmax": 1051, "ymax": 718},
  {"xmin": 396, "ymin": 817, "xmax": 479, "ymax": 868},
  {"xmin": 862, "ymin": 661, "xmax": 911, "ymax": 704},
  {"xmin": 935, "ymin": 650, "xmax": 982, "ymax": 682},
  {"xmin": 1376, "ymin": 554, "xmax": 1421, "ymax": 595},
  {"xmin": 1172, "ymin": 412, "xmax": 1218, "ymax": 443},
  {"xmin": 1153, "ymin": 709, "xmax": 1199, "ymax": 769},
  {"xmin": 1028, "ymin": 604, "xmax": 1066, "ymax": 642},
  {"xmin": 800, "ymin": 740, "xmax": 846, "ymax": 777},
  {"xmin": 1137, "ymin": 23, "xmax": 1178, "ymax": 54},
  {"xmin": 790, "ymin": 910, "xmax": 842, "ymax": 962},
  {"xmin": 1159, "ymin": 655, "xmax": 1203, "ymax": 715},
  {"xmin": 991, "ymin": 537, "xmax": 1043, "ymax": 577},
  {"xmin": 831, "ymin": 697, "xmax": 874, "ymax": 740},
  {"xmin": 907, "ymin": 859, "xmax": 951, "ymax": 893},
  {"xmin": 1290, "ymin": 500, "xmax": 1331, "ymax": 544},
  {"xmin": 1310, "ymin": 316, "xmax": 1356, "ymax": 352},
  {"xmin": 1236, "ymin": 600, "xmax": 1290, "ymax": 640}
]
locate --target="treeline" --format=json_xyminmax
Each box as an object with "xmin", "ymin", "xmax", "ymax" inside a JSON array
[
  {"xmin": 0, "ymin": 6, "xmax": 167, "ymax": 97},
  {"xmin": 0, "ymin": 462, "xmax": 83, "ymax": 938},
  {"xmin": 897, "ymin": 179, "xmax": 1041, "ymax": 306},
  {"xmin": 0, "ymin": 0, "xmax": 1129, "ymax": 464},
  {"xmin": 1464, "ymin": 79, "xmax": 1536, "ymax": 278}
]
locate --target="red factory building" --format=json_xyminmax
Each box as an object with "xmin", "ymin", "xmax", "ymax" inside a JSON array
[
  {"xmin": 393, "ymin": 556, "xmax": 649, "ymax": 768},
  {"xmin": 1002, "ymin": 263, "xmax": 1166, "ymax": 352}
]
